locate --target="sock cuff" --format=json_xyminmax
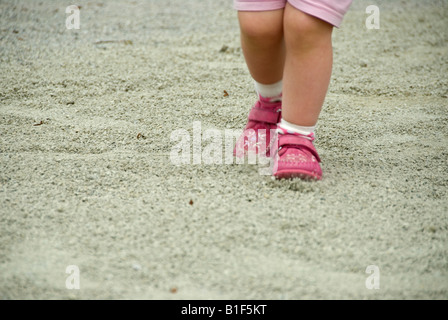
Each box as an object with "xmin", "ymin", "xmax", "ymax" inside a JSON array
[
  {"xmin": 279, "ymin": 119, "xmax": 316, "ymax": 136},
  {"xmin": 254, "ymin": 80, "xmax": 283, "ymax": 99}
]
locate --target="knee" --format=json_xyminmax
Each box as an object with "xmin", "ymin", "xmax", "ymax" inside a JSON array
[
  {"xmin": 284, "ymin": 8, "xmax": 333, "ymax": 49},
  {"xmin": 238, "ymin": 11, "xmax": 284, "ymax": 46}
]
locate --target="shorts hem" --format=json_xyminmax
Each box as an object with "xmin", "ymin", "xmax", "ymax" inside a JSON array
[
  {"xmin": 233, "ymin": 1, "xmax": 286, "ymax": 11},
  {"xmin": 288, "ymin": 0, "xmax": 345, "ymax": 27}
]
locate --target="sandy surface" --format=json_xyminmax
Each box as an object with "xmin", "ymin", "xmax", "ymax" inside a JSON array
[{"xmin": 1, "ymin": 0, "xmax": 447, "ymax": 299}]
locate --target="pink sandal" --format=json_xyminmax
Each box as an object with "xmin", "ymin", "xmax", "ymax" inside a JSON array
[
  {"xmin": 271, "ymin": 127, "xmax": 322, "ymax": 180},
  {"xmin": 234, "ymin": 95, "xmax": 282, "ymax": 158}
]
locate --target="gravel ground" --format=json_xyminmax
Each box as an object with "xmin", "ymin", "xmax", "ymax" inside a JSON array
[{"xmin": 0, "ymin": 0, "xmax": 447, "ymax": 299}]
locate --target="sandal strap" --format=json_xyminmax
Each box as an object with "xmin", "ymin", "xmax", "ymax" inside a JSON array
[
  {"xmin": 278, "ymin": 135, "xmax": 321, "ymax": 162},
  {"xmin": 248, "ymin": 106, "xmax": 281, "ymax": 124}
]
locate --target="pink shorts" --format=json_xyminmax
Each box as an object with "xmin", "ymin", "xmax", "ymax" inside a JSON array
[{"xmin": 233, "ymin": 0, "xmax": 353, "ymax": 27}]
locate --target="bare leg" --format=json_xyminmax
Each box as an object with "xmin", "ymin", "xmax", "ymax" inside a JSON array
[
  {"xmin": 238, "ymin": 9, "xmax": 285, "ymax": 85},
  {"xmin": 282, "ymin": 3, "xmax": 334, "ymax": 126}
]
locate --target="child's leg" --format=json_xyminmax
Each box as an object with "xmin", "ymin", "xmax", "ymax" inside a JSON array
[
  {"xmin": 281, "ymin": 2, "xmax": 334, "ymax": 127},
  {"xmin": 234, "ymin": 8, "xmax": 285, "ymax": 157},
  {"xmin": 238, "ymin": 9, "xmax": 285, "ymax": 86}
]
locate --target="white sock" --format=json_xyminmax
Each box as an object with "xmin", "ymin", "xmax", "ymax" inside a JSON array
[
  {"xmin": 254, "ymin": 80, "xmax": 282, "ymax": 99},
  {"xmin": 279, "ymin": 119, "xmax": 316, "ymax": 137}
]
